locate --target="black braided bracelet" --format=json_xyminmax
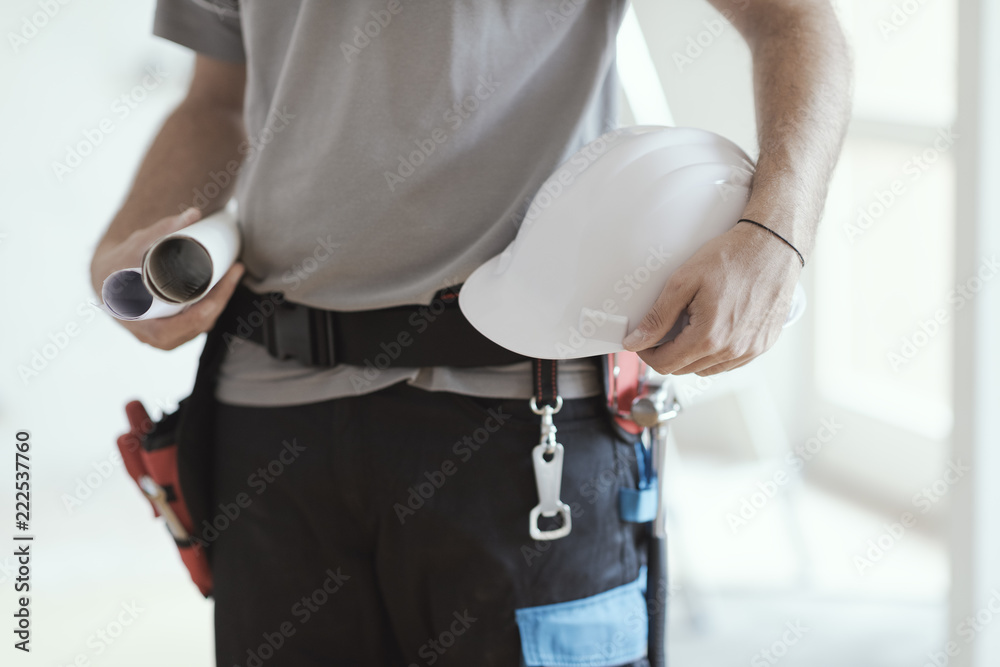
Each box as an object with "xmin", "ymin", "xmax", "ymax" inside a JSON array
[{"xmin": 737, "ymin": 218, "xmax": 805, "ymax": 268}]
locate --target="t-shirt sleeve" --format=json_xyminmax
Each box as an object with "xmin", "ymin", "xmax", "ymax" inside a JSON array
[{"xmin": 153, "ymin": 0, "xmax": 245, "ymax": 63}]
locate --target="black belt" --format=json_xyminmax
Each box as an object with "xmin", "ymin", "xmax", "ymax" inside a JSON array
[{"xmin": 225, "ymin": 284, "xmax": 530, "ymax": 369}]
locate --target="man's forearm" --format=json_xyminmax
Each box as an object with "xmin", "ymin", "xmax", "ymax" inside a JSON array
[
  {"xmin": 734, "ymin": 3, "xmax": 852, "ymax": 263},
  {"xmin": 91, "ymin": 99, "xmax": 245, "ymax": 290}
]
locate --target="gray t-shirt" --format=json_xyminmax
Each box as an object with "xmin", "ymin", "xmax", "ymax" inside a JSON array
[{"xmin": 153, "ymin": 0, "xmax": 626, "ymax": 406}]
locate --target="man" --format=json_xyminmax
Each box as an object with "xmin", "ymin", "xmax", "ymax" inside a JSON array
[{"xmin": 90, "ymin": 0, "xmax": 850, "ymax": 664}]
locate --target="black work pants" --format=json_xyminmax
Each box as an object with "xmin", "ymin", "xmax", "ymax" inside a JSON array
[{"xmin": 211, "ymin": 382, "xmax": 650, "ymax": 667}]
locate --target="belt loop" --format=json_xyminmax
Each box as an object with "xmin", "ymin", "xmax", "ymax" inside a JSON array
[
  {"xmin": 261, "ymin": 297, "xmax": 279, "ymax": 358},
  {"xmin": 307, "ymin": 308, "xmax": 335, "ymax": 366},
  {"xmin": 321, "ymin": 309, "xmax": 337, "ymax": 366},
  {"xmin": 532, "ymin": 359, "xmax": 559, "ymax": 408}
]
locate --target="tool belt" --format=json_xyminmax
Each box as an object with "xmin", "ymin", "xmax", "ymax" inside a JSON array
[
  {"xmin": 226, "ymin": 283, "xmax": 530, "ymax": 368},
  {"xmin": 114, "ymin": 283, "xmax": 658, "ymax": 599},
  {"xmin": 114, "ymin": 284, "xmax": 673, "ymax": 667},
  {"xmin": 114, "ymin": 284, "xmax": 546, "ymax": 596}
]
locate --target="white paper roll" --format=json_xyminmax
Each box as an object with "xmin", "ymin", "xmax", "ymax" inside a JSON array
[
  {"xmin": 141, "ymin": 200, "xmax": 241, "ymax": 305},
  {"xmin": 101, "ymin": 268, "xmax": 186, "ymax": 321}
]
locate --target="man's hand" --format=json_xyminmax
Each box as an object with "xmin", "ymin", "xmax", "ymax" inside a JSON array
[
  {"xmin": 91, "ymin": 208, "xmax": 245, "ymax": 350},
  {"xmin": 623, "ymin": 221, "xmax": 801, "ymax": 376},
  {"xmin": 88, "ymin": 54, "xmax": 247, "ymax": 351},
  {"xmin": 627, "ymin": 0, "xmax": 852, "ymax": 376}
]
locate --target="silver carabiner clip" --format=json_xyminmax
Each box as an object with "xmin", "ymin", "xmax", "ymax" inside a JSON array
[{"xmin": 528, "ymin": 397, "xmax": 571, "ymax": 541}]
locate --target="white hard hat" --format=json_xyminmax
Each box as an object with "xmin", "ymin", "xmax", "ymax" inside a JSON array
[{"xmin": 460, "ymin": 126, "xmax": 806, "ymax": 360}]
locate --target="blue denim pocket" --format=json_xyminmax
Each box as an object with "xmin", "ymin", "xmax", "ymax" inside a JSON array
[{"xmin": 515, "ymin": 569, "xmax": 648, "ymax": 666}]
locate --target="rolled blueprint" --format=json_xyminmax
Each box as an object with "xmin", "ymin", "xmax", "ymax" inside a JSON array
[
  {"xmin": 100, "ymin": 201, "xmax": 241, "ymax": 321},
  {"xmin": 101, "ymin": 268, "xmax": 185, "ymax": 321},
  {"xmin": 141, "ymin": 200, "xmax": 241, "ymax": 305}
]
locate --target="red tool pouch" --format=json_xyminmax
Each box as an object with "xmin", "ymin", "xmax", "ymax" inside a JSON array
[
  {"xmin": 116, "ymin": 400, "xmax": 213, "ymax": 597},
  {"xmin": 605, "ymin": 352, "xmax": 648, "ymax": 437}
]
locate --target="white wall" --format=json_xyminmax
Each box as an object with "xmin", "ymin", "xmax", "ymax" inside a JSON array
[{"xmin": 1, "ymin": 1, "xmax": 215, "ymax": 663}]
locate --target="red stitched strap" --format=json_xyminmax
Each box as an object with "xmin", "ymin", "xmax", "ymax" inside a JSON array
[{"xmin": 532, "ymin": 359, "xmax": 559, "ymax": 407}]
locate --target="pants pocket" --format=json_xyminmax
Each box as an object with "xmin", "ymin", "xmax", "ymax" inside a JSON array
[{"xmin": 515, "ymin": 569, "xmax": 648, "ymax": 667}]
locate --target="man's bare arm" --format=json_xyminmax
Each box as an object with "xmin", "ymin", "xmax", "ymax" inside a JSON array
[
  {"xmin": 720, "ymin": 0, "xmax": 852, "ymax": 261},
  {"xmin": 90, "ymin": 55, "xmax": 248, "ymax": 350},
  {"xmin": 624, "ymin": 0, "xmax": 852, "ymax": 375}
]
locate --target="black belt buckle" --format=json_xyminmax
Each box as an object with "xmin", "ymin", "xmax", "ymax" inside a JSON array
[{"xmin": 263, "ymin": 298, "xmax": 336, "ymax": 367}]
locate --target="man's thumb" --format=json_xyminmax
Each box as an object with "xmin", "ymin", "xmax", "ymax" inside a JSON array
[{"xmin": 622, "ymin": 283, "xmax": 695, "ymax": 351}]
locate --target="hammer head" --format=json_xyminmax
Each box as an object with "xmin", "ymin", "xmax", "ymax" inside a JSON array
[{"xmin": 629, "ymin": 397, "xmax": 661, "ymax": 428}]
